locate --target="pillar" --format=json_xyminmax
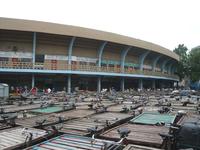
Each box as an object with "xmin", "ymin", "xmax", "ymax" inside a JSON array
[
  {"xmin": 152, "ymin": 79, "xmax": 156, "ymax": 90},
  {"xmin": 139, "ymin": 79, "xmax": 143, "ymax": 90},
  {"xmin": 98, "ymin": 41, "xmax": 107, "ymax": 67},
  {"xmin": 68, "ymin": 37, "xmax": 76, "ymax": 65},
  {"xmin": 152, "ymin": 55, "xmax": 161, "ymax": 71},
  {"xmin": 168, "ymin": 63, "xmax": 173, "ymax": 74},
  {"xmin": 160, "ymin": 80, "xmax": 164, "ymax": 89},
  {"xmin": 121, "ymin": 46, "xmax": 131, "ymax": 73},
  {"xmin": 67, "ymin": 74, "xmax": 71, "ymax": 94},
  {"xmin": 97, "ymin": 76, "xmax": 101, "ymax": 93},
  {"xmin": 31, "ymin": 74, "xmax": 35, "ymax": 88},
  {"xmin": 170, "ymin": 81, "xmax": 174, "ymax": 88},
  {"xmin": 32, "ymin": 32, "xmax": 36, "ymax": 65},
  {"xmin": 120, "ymin": 77, "xmax": 125, "ymax": 92},
  {"xmin": 139, "ymin": 51, "xmax": 149, "ymax": 71},
  {"xmin": 161, "ymin": 59, "xmax": 170, "ymax": 73}
]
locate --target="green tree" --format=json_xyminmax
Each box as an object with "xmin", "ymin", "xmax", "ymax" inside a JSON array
[
  {"xmin": 188, "ymin": 46, "xmax": 200, "ymax": 82},
  {"xmin": 173, "ymin": 44, "xmax": 189, "ymax": 81}
]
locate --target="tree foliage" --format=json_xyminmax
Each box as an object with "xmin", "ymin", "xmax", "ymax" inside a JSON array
[
  {"xmin": 188, "ymin": 46, "xmax": 200, "ymax": 82},
  {"xmin": 173, "ymin": 44, "xmax": 200, "ymax": 82},
  {"xmin": 173, "ymin": 44, "xmax": 189, "ymax": 81}
]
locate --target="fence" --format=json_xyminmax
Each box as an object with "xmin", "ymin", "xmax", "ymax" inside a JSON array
[{"xmin": 0, "ymin": 61, "xmax": 178, "ymax": 79}]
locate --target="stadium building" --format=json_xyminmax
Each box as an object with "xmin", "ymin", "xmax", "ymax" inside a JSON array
[{"xmin": 0, "ymin": 18, "xmax": 179, "ymax": 93}]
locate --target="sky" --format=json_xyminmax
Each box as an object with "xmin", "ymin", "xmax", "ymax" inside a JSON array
[{"xmin": 0, "ymin": 0, "xmax": 199, "ymax": 51}]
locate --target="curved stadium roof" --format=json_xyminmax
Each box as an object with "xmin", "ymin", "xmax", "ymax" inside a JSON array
[{"xmin": 0, "ymin": 17, "xmax": 179, "ymax": 61}]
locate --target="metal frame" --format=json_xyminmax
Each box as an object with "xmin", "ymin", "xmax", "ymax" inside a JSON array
[
  {"xmin": 97, "ymin": 41, "xmax": 107, "ymax": 67},
  {"xmin": 68, "ymin": 37, "xmax": 76, "ymax": 65},
  {"xmin": 152, "ymin": 79, "xmax": 156, "ymax": 89},
  {"xmin": 161, "ymin": 58, "xmax": 170, "ymax": 73},
  {"xmin": 152, "ymin": 55, "xmax": 161, "ymax": 71},
  {"xmin": 167, "ymin": 62, "xmax": 174, "ymax": 74},
  {"xmin": 31, "ymin": 74, "xmax": 35, "ymax": 88},
  {"xmin": 32, "ymin": 32, "xmax": 36, "ymax": 88},
  {"xmin": 32, "ymin": 32, "xmax": 36, "ymax": 64},
  {"xmin": 172, "ymin": 65, "xmax": 177, "ymax": 74},
  {"xmin": 171, "ymin": 66, "xmax": 175, "ymax": 74},
  {"xmin": 139, "ymin": 51, "xmax": 150, "ymax": 71},
  {"xmin": 97, "ymin": 76, "xmax": 101, "ymax": 93},
  {"xmin": 67, "ymin": 74, "xmax": 71, "ymax": 94},
  {"xmin": 0, "ymin": 68, "xmax": 178, "ymax": 81},
  {"xmin": 119, "ymin": 45, "xmax": 131, "ymax": 92},
  {"xmin": 139, "ymin": 78, "xmax": 143, "ymax": 89},
  {"xmin": 67, "ymin": 37, "xmax": 75, "ymax": 93},
  {"xmin": 120, "ymin": 77, "xmax": 125, "ymax": 91},
  {"xmin": 120, "ymin": 46, "xmax": 132, "ymax": 72}
]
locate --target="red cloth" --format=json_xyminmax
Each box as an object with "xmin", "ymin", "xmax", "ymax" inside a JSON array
[{"xmin": 31, "ymin": 87, "xmax": 37, "ymax": 95}]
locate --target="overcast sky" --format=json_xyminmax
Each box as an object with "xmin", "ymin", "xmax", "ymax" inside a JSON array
[{"xmin": 0, "ymin": 0, "xmax": 199, "ymax": 50}]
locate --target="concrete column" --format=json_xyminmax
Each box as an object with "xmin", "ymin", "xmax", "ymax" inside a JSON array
[
  {"xmin": 98, "ymin": 42, "xmax": 107, "ymax": 67},
  {"xmin": 152, "ymin": 79, "xmax": 156, "ymax": 90},
  {"xmin": 31, "ymin": 74, "xmax": 35, "ymax": 88},
  {"xmin": 67, "ymin": 74, "xmax": 71, "ymax": 94},
  {"xmin": 139, "ymin": 51, "xmax": 149, "ymax": 71},
  {"xmin": 152, "ymin": 55, "xmax": 161, "ymax": 72},
  {"xmin": 168, "ymin": 63, "xmax": 173, "ymax": 74},
  {"xmin": 161, "ymin": 59, "xmax": 170, "ymax": 73},
  {"xmin": 32, "ymin": 32, "xmax": 36, "ymax": 65},
  {"xmin": 121, "ymin": 46, "xmax": 131, "ymax": 73},
  {"xmin": 97, "ymin": 76, "xmax": 101, "ymax": 93},
  {"xmin": 160, "ymin": 81, "xmax": 164, "ymax": 89},
  {"xmin": 139, "ymin": 79, "xmax": 143, "ymax": 90},
  {"xmin": 120, "ymin": 78, "xmax": 125, "ymax": 92},
  {"xmin": 68, "ymin": 37, "xmax": 76, "ymax": 65},
  {"xmin": 170, "ymin": 81, "xmax": 174, "ymax": 88}
]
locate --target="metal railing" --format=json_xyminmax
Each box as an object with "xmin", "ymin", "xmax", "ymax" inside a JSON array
[{"xmin": 0, "ymin": 61, "xmax": 178, "ymax": 79}]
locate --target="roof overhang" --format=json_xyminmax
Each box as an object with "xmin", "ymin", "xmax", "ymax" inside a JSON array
[{"xmin": 0, "ymin": 17, "xmax": 179, "ymax": 61}]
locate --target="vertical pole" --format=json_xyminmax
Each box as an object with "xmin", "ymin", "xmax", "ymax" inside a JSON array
[
  {"xmin": 97, "ymin": 76, "xmax": 101, "ymax": 93},
  {"xmin": 161, "ymin": 59, "xmax": 170, "ymax": 73},
  {"xmin": 121, "ymin": 46, "xmax": 131, "ymax": 73},
  {"xmin": 160, "ymin": 80, "xmax": 164, "ymax": 89},
  {"xmin": 68, "ymin": 37, "xmax": 76, "ymax": 65},
  {"xmin": 32, "ymin": 33, "xmax": 36, "ymax": 89},
  {"xmin": 31, "ymin": 74, "xmax": 35, "ymax": 88},
  {"xmin": 32, "ymin": 32, "xmax": 36, "ymax": 65},
  {"xmin": 67, "ymin": 37, "xmax": 75, "ymax": 94},
  {"xmin": 67, "ymin": 74, "xmax": 71, "ymax": 94},
  {"xmin": 139, "ymin": 79, "xmax": 143, "ymax": 90},
  {"xmin": 98, "ymin": 42, "xmax": 107, "ymax": 67},
  {"xmin": 172, "ymin": 81, "xmax": 175, "ymax": 89},
  {"xmin": 168, "ymin": 63, "xmax": 173, "ymax": 75},
  {"xmin": 139, "ymin": 51, "xmax": 149, "ymax": 71},
  {"xmin": 121, "ymin": 77, "xmax": 125, "ymax": 92},
  {"xmin": 152, "ymin": 79, "xmax": 156, "ymax": 90},
  {"xmin": 152, "ymin": 55, "xmax": 161, "ymax": 72},
  {"xmin": 170, "ymin": 81, "xmax": 173, "ymax": 88}
]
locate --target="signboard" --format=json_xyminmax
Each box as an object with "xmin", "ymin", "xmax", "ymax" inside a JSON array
[
  {"xmin": 143, "ymin": 65, "xmax": 152, "ymax": 69},
  {"xmin": 45, "ymin": 55, "xmax": 68, "ymax": 61},
  {"xmin": 0, "ymin": 51, "xmax": 32, "ymax": 58},
  {"xmin": 45, "ymin": 55, "xmax": 97, "ymax": 63},
  {"xmin": 73, "ymin": 56, "xmax": 97, "ymax": 63}
]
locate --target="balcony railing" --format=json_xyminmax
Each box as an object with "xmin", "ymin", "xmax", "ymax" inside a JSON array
[{"xmin": 0, "ymin": 61, "xmax": 178, "ymax": 79}]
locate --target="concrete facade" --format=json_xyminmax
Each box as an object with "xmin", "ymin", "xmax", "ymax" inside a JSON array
[{"xmin": 0, "ymin": 18, "xmax": 179, "ymax": 92}]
